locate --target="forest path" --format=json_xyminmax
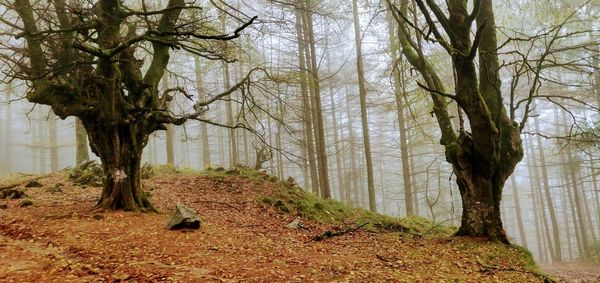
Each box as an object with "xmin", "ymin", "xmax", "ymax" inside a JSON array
[
  {"xmin": 1, "ymin": 171, "xmax": 546, "ymax": 281},
  {"xmin": 541, "ymin": 263, "xmax": 600, "ymax": 283}
]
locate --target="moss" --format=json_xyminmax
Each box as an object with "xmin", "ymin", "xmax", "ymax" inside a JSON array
[
  {"xmin": 511, "ymin": 245, "xmax": 537, "ymax": 269},
  {"xmin": 0, "ymin": 173, "xmax": 40, "ymax": 190},
  {"xmin": 253, "ymin": 170, "xmax": 453, "ymax": 236}
]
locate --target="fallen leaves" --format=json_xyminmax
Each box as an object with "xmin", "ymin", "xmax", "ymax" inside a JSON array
[{"xmin": 0, "ymin": 171, "xmax": 551, "ymax": 282}]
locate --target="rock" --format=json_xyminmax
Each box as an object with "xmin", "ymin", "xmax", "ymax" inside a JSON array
[
  {"xmin": 0, "ymin": 188, "xmax": 26, "ymax": 199},
  {"xmin": 19, "ymin": 200, "xmax": 33, "ymax": 207},
  {"xmin": 25, "ymin": 180, "xmax": 43, "ymax": 188},
  {"xmin": 166, "ymin": 203, "xmax": 201, "ymax": 230},
  {"xmin": 286, "ymin": 217, "xmax": 308, "ymax": 230},
  {"xmin": 286, "ymin": 217, "xmax": 302, "ymax": 229}
]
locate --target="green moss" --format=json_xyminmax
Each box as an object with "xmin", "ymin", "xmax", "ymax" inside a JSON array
[
  {"xmin": 256, "ymin": 172, "xmax": 453, "ymax": 235},
  {"xmin": 0, "ymin": 173, "xmax": 40, "ymax": 189}
]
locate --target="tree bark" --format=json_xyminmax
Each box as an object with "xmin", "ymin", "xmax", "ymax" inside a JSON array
[{"xmin": 85, "ymin": 120, "xmax": 153, "ymax": 211}]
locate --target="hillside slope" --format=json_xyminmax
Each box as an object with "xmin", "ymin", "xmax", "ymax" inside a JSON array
[{"xmin": 0, "ymin": 168, "xmax": 549, "ymax": 282}]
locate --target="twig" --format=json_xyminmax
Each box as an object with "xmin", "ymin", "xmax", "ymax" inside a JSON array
[{"xmin": 312, "ymin": 223, "xmax": 368, "ymax": 242}]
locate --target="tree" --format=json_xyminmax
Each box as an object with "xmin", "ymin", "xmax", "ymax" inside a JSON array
[
  {"xmin": 389, "ymin": 0, "xmax": 523, "ymax": 242},
  {"xmin": 352, "ymin": 0, "xmax": 376, "ymax": 212},
  {"xmin": 301, "ymin": 0, "xmax": 331, "ymax": 199},
  {"xmin": 386, "ymin": 9, "xmax": 414, "ymax": 216},
  {"xmin": 3, "ymin": 0, "xmax": 256, "ymax": 211}
]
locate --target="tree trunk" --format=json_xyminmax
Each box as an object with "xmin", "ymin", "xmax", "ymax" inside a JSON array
[
  {"xmin": 194, "ymin": 56, "xmax": 211, "ymax": 169},
  {"xmin": 591, "ymin": 154, "xmax": 600, "ymax": 240},
  {"xmin": 218, "ymin": 8, "xmax": 238, "ymax": 168},
  {"xmin": 345, "ymin": 87, "xmax": 359, "ymax": 206},
  {"xmin": 560, "ymin": 184, "xmax": 574, "ymax": 261},
  {"xmin": 329, "ymin": 85, "xmax": 344, "ymax": 200},
  {"xmin": 510, "ymin": 175, "xmax": 528, "ymax": 249},
  {"xmin": 223, "ymin": 62, "xmax": 238, "ymax": 168},
  {"xmin": 294, "ymin": 6, "xmax": 319, "ymax": 194},
  {"xmin": 303, "ymin": 0, "xmax": 331, "ymax": 198},
  {"xmin": 3, "ymin": 87, "xmax": 12, "ymax": 173},
  {"xmin": 525, "ymin": 136, "xmax": 546, "ymax": 261},
  {"xmin": 452, "ymin": 152, "xmax": 507, "ymax": 242},
  {"xmin": 276, "ymin": 102, "xmax": 285, "ymax": 179},
  {"xmin": 352, "ymin": 0, "xmax": 376, "ymax": 212},
  {"xmin": 48, "ymin": 112, "xmax": 59, "ymax": 172},
  {"xmin": 533, "ymin": 114, "xmax": 562, "ymax": 261},
  {"xmin": 386, "ymin": 11, "xmax": 414, "ymax": 215},
  {"xmin": 85, "ymin": 120, "xmax": 153, "ymax": 211},
  {"xmin": 75, "ymin": 118, "xmax": 90, "ymax": 165},
  {"xmin": 525, "ymin": 127, "xmax": 554, "ymax": 262}
]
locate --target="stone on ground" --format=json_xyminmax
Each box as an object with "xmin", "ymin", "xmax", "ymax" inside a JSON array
[{"xmin": 166, "ymin": 203, "xmax": 201, "ymax": 230}]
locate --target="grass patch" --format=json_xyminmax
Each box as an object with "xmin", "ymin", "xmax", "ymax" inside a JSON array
[
  {"xmin": 255, "ymin": 171, "xmax": 454, "ymax": 235},
  {"xmin": 0, "ymin": 173, "xmax": 40, "ymax": 190}
]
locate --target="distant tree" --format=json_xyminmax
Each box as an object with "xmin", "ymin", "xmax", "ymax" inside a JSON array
[
  {"xmin": 1, "ymin": 0, "xmax": 256, "ymax": 211},
  {"xmin": 352, "ymin": 0, "xmax": 376, "ymax": 212}
]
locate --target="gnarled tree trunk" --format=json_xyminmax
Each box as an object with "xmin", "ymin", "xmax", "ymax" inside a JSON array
[{"xmin": 84, "ymin": 121, "xmax": 153, "ymax": 211}]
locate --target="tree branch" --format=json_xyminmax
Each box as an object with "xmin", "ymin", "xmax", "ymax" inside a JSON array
[{"xmin": 416, "ymin": 81, "xmax": 456, "ymax": 100}]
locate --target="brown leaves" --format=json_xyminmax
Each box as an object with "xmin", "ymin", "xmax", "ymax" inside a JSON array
[{"xmin": 0, "ymin": 172, "xmax": 547, "ymax": 282}]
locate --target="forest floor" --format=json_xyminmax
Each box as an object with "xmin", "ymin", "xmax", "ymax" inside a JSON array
[
  {"xmin": 541, "ymin": 263, "xmax": 600, "ymax": 283},
  {"xmin": 0, "ymin": 168, "xmax": 573, "ymax": 282}
]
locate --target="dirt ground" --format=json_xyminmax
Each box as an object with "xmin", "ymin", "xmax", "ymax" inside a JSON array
[{"xmin": 0, "ymin": 172, "xmax": 554, "ymax": 282}]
